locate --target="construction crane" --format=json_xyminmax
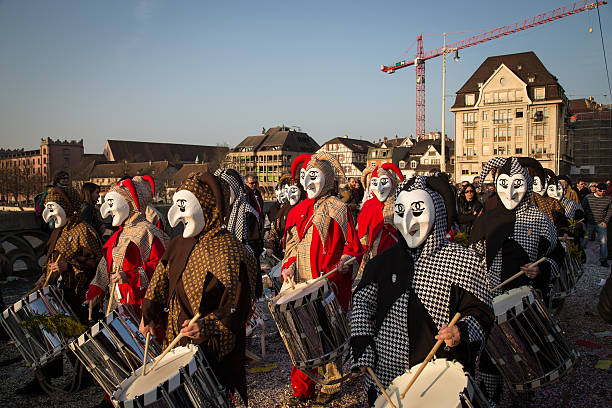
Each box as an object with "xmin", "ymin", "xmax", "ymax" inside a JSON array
[{"xmin": 381, "ymin": 0, "xmax": 608, "ymax": 141}]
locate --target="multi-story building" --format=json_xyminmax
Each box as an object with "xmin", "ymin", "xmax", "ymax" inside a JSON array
[
  {"xmin": 451, "ymin": 51, "xmax": 572, "ymax": 183},
  {"xmin": 568, "ymin": 97, "xmax": 612, "ymax": 181},
  {"xmin": 0, "ymin": 138, "xmax": 84, "ymax": 202},
  {"xmin": 103, "ymin": 139, "xmax": 228, "ymax": 166},
  {"xmin": 367, "ymin": 137, "xmax": 412, "ymax": 170},
  {"xmin": 397, "ymin": 140, "xmax": 454, "ymax": 179},
  {"xmin": 317, "ymin": 136, "xmax": 376, "ymax": 181},
  {"xmin": 224, "ymin": 126, "xmax": 320, "ymax": 199}
]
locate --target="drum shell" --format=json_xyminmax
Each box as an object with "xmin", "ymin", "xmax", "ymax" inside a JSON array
[
  {"xmin": 268, "ymin": 279, "xmax": 350, "ymax": 369},
  {"xmin": 486, "ymin": 286, "xmax": 578, "ymax": 391},
  {"xmin": 111, "ymin": 344, "xmax": 231, "ymax": 408},
  {"xmin": 0, "ymin": 285, "xmax": 76, "ymax": 368},
  {"xmin": 69, "ymin": 304, "xmax": 161, "ymax": 395}
]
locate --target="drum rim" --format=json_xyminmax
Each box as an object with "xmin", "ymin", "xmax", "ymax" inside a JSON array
[
  {"xmin": 507, "ymin": 350, "xmax": 579, "ymax": 391},
  {"xmin": 111, "ymin": 344, "xmax": 200, "ymax": 406},
  {"xmin": 294, "ymin": 342, "xmax": 350, "ymax": 369},
  {"xmin": 269, "ymin": 279, "xmax": 330, "ymax": 307}
]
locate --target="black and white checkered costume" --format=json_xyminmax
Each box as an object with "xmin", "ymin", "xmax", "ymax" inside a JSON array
[
  {"xmin": 560, "ymin": 195, "xmax": 582, "ymax": 220},
  {"xmin": 350, "ymin": 176, "xmax": 493, "ymax": 407},
  {"xmin": 471, "ymin": 157, "xmax": 562, "ymax": 405}
]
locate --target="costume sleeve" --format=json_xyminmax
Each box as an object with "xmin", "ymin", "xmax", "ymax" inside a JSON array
[
  {"xmin": 143, "ymin": 236, "xmax": 165, "ymax": 283},
  {"xmin": 350, "ymin": 282, "xmax": 378, "ymax": 370},
  {"xmin": 536, "ymin": 220, "xmax": 562, "ymax": 290},
  {"xmin": 72, "ymin": 226, "xmax": 102, "ymax": 292},
  {"xmin": 282, "ymin": 225, "xmax": 298, "ymax": 270},
  {"xmin": 267, "ymin": 216, "xmax": 282, "ymax": 255},
  {"xmin": 449, "ymin": 284, "xmax": 494, "ymax": 368},
  {"xmin": 142, "ymin": 258, "xmax": 170, "ymax": 327},
  {"xmin": 341, "ymin": 212, "xmax": 365, "ymax": 261}
]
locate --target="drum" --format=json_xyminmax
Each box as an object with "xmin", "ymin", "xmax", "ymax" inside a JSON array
[
  {"xmin": 68, "ymin": 304, "xmax": 162, "ymax": 395},
  {"xmin": 551, "ymin": 243, "xmax": 577, "ymax": 301},
  {"xmin": 268, "ymin": 278, "xmax": 349, "ymax": 369},
  {"xmin": 486, "ymin": 286, "xmax": 579, "ymax": 392},
  {"xmin": 0, "ymin": 285, "xmax": 76, "ymax": 368},
  {"xmin": 111, "ymin": 344, "xmax": 232, "ymax": 408},
  {"xmin": 374, "ymin": 358, "xmax": 489, "ymax": 408}
]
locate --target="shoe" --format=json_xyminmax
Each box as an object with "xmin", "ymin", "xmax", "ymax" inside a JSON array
[
  {"xmin": 283, "ymin": 396, "xmax": 315, "ymax": 407},
  {"xmin": 16, "ymin": 378, "xmax": 44, "ymax": 396},
  {"xmin": 316, "ymin": 391, "xmax": 339, "ymax": 404},
  {"xmin": 602, "ymin": 260, "xmax": 610, "ymax": 267}
]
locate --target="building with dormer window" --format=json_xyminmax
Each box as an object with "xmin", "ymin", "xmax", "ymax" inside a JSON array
[{"xmin": 451, "ymin": 51, "xmax": 572, "ymax": 182}]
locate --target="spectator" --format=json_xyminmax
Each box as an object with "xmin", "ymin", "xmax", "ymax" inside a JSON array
[
  {"xmin": 472, "ymin": 176, "xmax": 481, "ymax": 193},
  {"xmin": 576, "ymin": 179, "xmax": 590, "ymax": 202},
  {"xmin": 80, "ymin": 182, "xmax": 104, "ymax": 238},
  {"xmin": 589, "ymin": 182, "xmax": 597, "ymax": 195},
  {"xmin": 558, "ymin": 175, "xmax": 580, "ymax": 203},
  {"xmin": 244, "ymin": 174, "xmax": 264, "ymax": 226},
  {"xmin": 457, "ymin": 182, "xmax": 483, "ymax": 234},
  {"xmin": 338, "ymin": 177, "xmax": 360, "ymax": 222},
  {"xmin": 53, "ymin": 170, "xmax": 70, "ymax": 187},
  {"xmin": 582, "ymin": 183, "xmax": 612, "ymax": 267}
]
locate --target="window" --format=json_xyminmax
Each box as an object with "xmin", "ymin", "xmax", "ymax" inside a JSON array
[
  {"xmin": 484, "ymin": 93, "xmax": 492, "ymax": 103},
  {"xmin": 482, "ymin": 111, "xmax": 489, "ymax": 121},
  {"xmin": 463, "ymin": 112, "xmax": 476, "ymax": 125},
  {"xmin": 431, "ymin": 159, "xmax": 440, "ymax": 165},
  {"xmin": 515, "ymin": 126, "xmax": 523, "ymax": 138},
  {"xmin": 483, "ymin": 145, "xmax": 491, "ymax": 154},
  {"xmin": 515, "ymin": 147, "xmax": 523, "ymax": 154},
  {"xmin": 399, "ymin": 161, "xmax": 406, "ymax": 169},
  {"xmin": 411, "ymin": 161, "xmax": 417, "ymax": 169},
  {"xmin": 515, "ymin": 109, "xmax": 523, "ymax": 118},
  {"xmin": 532, "ymin": 124, "xmax": 547, "ymax": 141},
  {"xmin": 428, "ymin": 151, "xmax": 436, "ymax": 156},
  {"xmin": 462, "ymin": 169, "xmax": 469, "ymax": 175},
  {"xmin": 465, "ymin": 94, "xmax": 475, "ymax": 105},
  {"xmin": 534, "ymin": 87, "xmax": 545, "ymax": 100},
  {"xmin": 483, "ymin": 128, "xmax": 490, "ymax": 138}
]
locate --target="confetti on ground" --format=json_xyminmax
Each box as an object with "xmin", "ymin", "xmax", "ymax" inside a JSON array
[
  {"xmin": 575, "ymin": 339, "xmax": 602, "ymax": 349},
  {"xmin": 594, "ymin": 360, "xmax": 612, "ymax": 370},
  {"xmin": 249, "ymin": 362, "xmax": 278, "ymax": 373}
]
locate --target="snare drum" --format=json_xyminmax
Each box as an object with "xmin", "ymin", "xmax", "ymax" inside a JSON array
[
  {"xmin": 0, "ymin": 285, "xmax": 76, "ymax": 368},
  {"xmin": 111, "ymin": 344, "xmax": 232, "ymax": 408},
  {"xmin": 268, "ymin": 278, "xmax": 349, "ymax": 369},
  {"xmin": 551, "ymin": 243, "xmax": 578, "ymax": 301},
  {"xmin": 69, "ymin": 304, "xmax": 161, "ymax": 395},
  {"xmin": 486, "ymin": 286, "xmax": 578, "ymax": 392},
  {"xmin": 374, "ymin": 358, "xmax": 489, "ymax": 408}
]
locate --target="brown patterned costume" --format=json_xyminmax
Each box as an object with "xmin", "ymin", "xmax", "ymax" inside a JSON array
[
  {"xmin": 143, "ymin": 172, "xmax": 258, "ymax": 404},
  {"xmin": 266, "ymin": 173, "xmax": 294, "ymax": 258},
  {"xmin": 42, "ymin": 186, "xmax": 102, "ymax": 323}
]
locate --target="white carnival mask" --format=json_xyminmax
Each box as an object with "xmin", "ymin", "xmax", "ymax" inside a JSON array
[
  {"xmin": 371, "ymin": 175, "xmax": 392, "ymax": 202},
  {"xmin": 305, "ymin": 168, "xmax": 325, "ymax": 199},
  {"xmin": 299, "ymin": 168, "xmax": 307, "ymax": 190},
  {"xmin": 496, "ymin": 174, "xmax": 527, "ymax": 210},
  {"xmin": 547, "ymin": 182, "xmax": 562, "ymax": 200},
  {"xmin": 168, "ymin": 190, "xmax": 205, "ymax": 238},
  {"xmin": 532, "ymin": 176, "xmax": 546, "ymax": 196},
  {"xmin": 286, "ymin": 184, "xmax": 301, "ymax": 206},
  {"xmin": 393, "ymin": 189, "xmax": 435, "ymax": 248},
  {"xmin": 42, "ymin": 201, "xmax": 67, "ymax": 229},
  {"xmin": 278, "ymin": 188, "xmax": 288, "ymax": 205},
  {"xmin": 100, "ymin": 191, "xmax": 130, "ymax": 227}
]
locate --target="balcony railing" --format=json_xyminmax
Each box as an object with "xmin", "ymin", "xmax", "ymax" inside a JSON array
[
  {"xmin": 493, "ymin": 118, "xmax": 511, "ymax": 124},
  {"xmin": 483, "ymin": 97, "xmax": 523, "ymax": 105},
  {"xmin": 463, "ymin": 120, "xmax": 478, "ymax": 127},
  {"xmin": 464, "ymin": 139, "xmax": 475, "ymax": 144}
]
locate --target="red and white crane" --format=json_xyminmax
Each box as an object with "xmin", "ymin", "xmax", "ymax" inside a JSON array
[{"xmin": 381, "ymin": 0, "xmax": 608, "ymax": 140}]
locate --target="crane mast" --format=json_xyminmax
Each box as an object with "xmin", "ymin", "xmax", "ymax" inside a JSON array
[{"xmin": 381, "ymin": 0, "xmax": 608, "ymax": 140}]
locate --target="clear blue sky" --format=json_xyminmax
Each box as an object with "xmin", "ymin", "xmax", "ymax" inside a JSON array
[{"xmin": 0, "ymin": 0, "xmax": 610, "ymax": 153}]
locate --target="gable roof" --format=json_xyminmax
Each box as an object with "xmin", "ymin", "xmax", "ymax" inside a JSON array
[
  {"xmin": 171, "ymin": 163, "xmax": 211, "ymax": 186},
  {"xmin": 89, "ymin": 161, "xmax": 175, "ymax": 179},
  {"xmin": 452, "ymin": 51, "xmax": 563, "ymax": 109},
  {"xmin": 322, "ymin": 137, "xmax": 376, "ymax": 153},
  {"xmin": 104, "ymin": 140, "xmax": 228, "ymax": 164},
  {"xmin": 232, "ymin": 127, "xmax": 320, "ymax": 153}
]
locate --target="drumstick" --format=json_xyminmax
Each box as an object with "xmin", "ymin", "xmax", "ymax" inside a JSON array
[
  {"xmin": 491, "ymin": 257, "xmax": 547, "ymax": 292},
  {"xmin": 149, "ymin": 312, "xmax": 201, "ymax": 372},
  {"xmin": 269, "ymin": 253, "xmax": 282, "ymax": 263},
  {"xmin": 106, "ymin": 282, "xmax": 117, "ymax": 315},
  {"xmin": 142, "ymin": 332, "xmax": 151, "ymax": 376},
  {"xmin": 314, "ymin": 256, "xmax": 358, "ymax": 283},
  {"xmin": 88, "ymin": 300, "xmax": 94, "ymax": 321},
  {"xmin": 366, "ymin": 367, "xmax": 397, "ymax": 408},
  {"xmin": 400, "ymin": 312, "xmax": 461, "ymax": 399},
  {"xmin": 557, "ymin": 236, "xmax": 573, "ymax": 240}
]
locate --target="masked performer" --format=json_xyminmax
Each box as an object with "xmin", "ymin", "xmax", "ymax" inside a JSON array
[
  {"xmin": 469, "ymin": 157, "xmax": 563, "ymax": 405},
  {"xmin": 281, "ymin": 153, "xmax": 364, "ymax": 406},
  {"xmin": 21, "ymin": 186, "xmax": 103, "ymax": 395},
  {"xmin": 266, "ymin": 173, "xmax": 302, "ymax": 260},
  {"xmin": 140, "ymin": 172, "xmax": 258, "ymax": 405},
  {"xmin": 356, "ymin": 163, "xmax": 404, "ymax": 273},
  {"xmin": 350, "ymin": 175, "xmax": 493, "ymax": 407},
  {"xmin": 527, "ymin": 159, "xmax": 567, "ymax": 232},
  {"xmin": 85, "ymin": 176, "xmax": 169, "ymax": 314}
]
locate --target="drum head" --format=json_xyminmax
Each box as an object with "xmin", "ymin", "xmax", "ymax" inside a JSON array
[
  {"xmin": 374, "ymin": 359, "xmax": 468, "ymax": 408},
  {"xmin": 492, "ymin": 285, "xmax": 533, "ymax": 316},
  {"xmin": 113, "ymin": 345, "xmax": 197, "ymax": 402},
  {"xmin": 272, "ymin": 279, "xmax": 328, "ymax": 306}
]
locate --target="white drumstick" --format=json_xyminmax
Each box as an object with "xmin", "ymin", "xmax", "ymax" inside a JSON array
[
  {"xmin": 367, "ymin": 367, "xmax": 397, "ymax": 408},
  {"xmin": 491, "ymin": 257, "xmax": 547, "ymax": 292},
  {"xmin": 314, "ymin": 256, "xmax": 358, "ymax": 283},
  {"xmin": 149, "ymin": 313, "xmax": 201, "ymax": 372},
  {"xmin": 142, "ymin": 332, "xmax": 151, "ymax": 376}
]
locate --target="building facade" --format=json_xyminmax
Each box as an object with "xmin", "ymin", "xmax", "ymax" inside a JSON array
[
  {"xmin": 317, "ymin": 137, "xmax": 376, "ymax": 181},
  {"xmin": 0, "ymin": 138, "xmax": 84, "ymax": 203},
  {"xmin": 451, "ymin": 52, "xmax": 572, "ymax": 183},
  {"xmin": 223, "ymin": 126, "xmax": 320, "ymax": 199},
  {"xmin": 569, "ymin": 97, "xmax": 612, "ymax": 181},
  {"xmin": 367, "ymin": 137, "xmax": 412, "ymax": 170}
]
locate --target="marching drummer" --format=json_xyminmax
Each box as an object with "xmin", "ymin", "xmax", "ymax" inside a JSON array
[
  {"xmin": 350, "ymin": 174, "xmax": 493, "ymax": 407},
  {"xmin": 84, "ymin": 176, "xmax": 169, "ymax": 318},
  {"xmin": 469, "ymin": 156, "xmax": 564, "ymax": 406},
  {"xmin": 140, "ymin": 172, "xmax": 258, "ymax": 406},
  {"xmin": 281, "ymin": 152, "xmax": 364, "ymax": 406},
  {"xmin": 265, "ymin": 173, "xmax": 300, "ymax": 261},
  {"xmin": 20, "ymin": 185, "xmax": 102, "ymax": 395}
]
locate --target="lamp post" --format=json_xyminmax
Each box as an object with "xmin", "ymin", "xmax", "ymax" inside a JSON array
[{"xmin": 441, "ymin": 33, "xmax": 459, "ymax": 176}]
